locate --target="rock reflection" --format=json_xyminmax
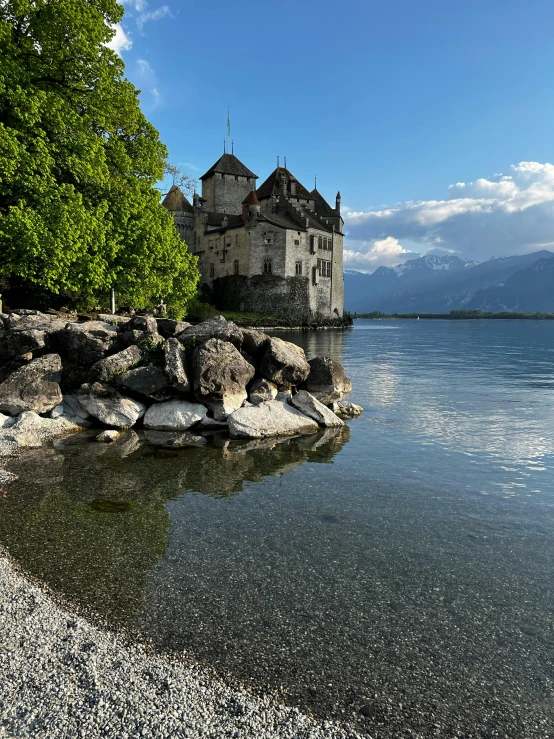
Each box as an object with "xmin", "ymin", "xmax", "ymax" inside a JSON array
[{"xmin": 0, "ymin": 426, "xmax": 350, "ymax": 626}]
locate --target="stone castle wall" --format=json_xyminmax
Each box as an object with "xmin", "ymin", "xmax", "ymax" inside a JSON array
[
  {"xmin": 212, "ymin": 274, "xmax": 311, "ymax": 324},
  {"xmin": 202, "ymin": 173, "xmax": 254, "ymax": 215}
]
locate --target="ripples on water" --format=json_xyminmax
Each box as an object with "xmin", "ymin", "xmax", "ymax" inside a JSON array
[{"xmin": 2, "ymin": 319, "xmax": 554, "ymax": 737}]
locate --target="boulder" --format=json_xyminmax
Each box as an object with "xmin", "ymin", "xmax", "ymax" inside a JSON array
[
  {"xmin": 290, "ymin": 390, "xmax": 344, "ymax": 428},
  {"xmin": 92, "ymin": 344, "xmax": 142, "ymax": 382},
  {"xmin": 0, "ymin": 438, "xmax": 18, "ymax": 458},
  {"xmin": 196, "ymin": 417, "xmax": 228, "ymax": 431},
  {"xmin": 163, "ymin": 338, "xmax": 190, "ymax": 394},
  {"xmin": 156, "ymin": 319, "xmax": 191, "ymax": 339},
  {"xmin": 0, "ymin": 413, "xmax": 16, "ymax": 429},
  {"xmin": 125, "ymin": 314, "xmax": 159, "ymax": 335},
  {"xmin": 143, "ymin": 430, "xmax": 207, "ymax": 448},
  {"xmin": 77, "ymin": 382, "xmax": 146, "ymax": 428},
  {"xmin": 50, "ymin": 394, "xmax": 92, "ymax": 427},
  {"xmin": 248, "ymin": 378, "xmax": 278, "ymax": 405},
  {"xmin": 9, "ymin": 313, "xmax": 68, "ymax": 333},
  {"xmin": 143, "ymin": 399, "xmax": 207, "ymax": 431},
  {"xmin": 96, "ymin": 430, "xmax": 121, "ymax": 443},
  {"xmin": 0, "ymin": 328, "xmax": 46, "ymax": 362},
  {"xmin": 193, "ymin": 338, "xmax": 255, "ymax": 421},
  {"xmin": 2, "ymin": 411, "xmax": 81, "ymax": 449},
  {"xmin": 228, "ymin": 400, "xmax": 319, "ymax": 440},
  {"xmin": 97, "ymin": 314, "xmax": 130, "ymax": 326},
  {"xmin": 115, "ymin": 364, "xmax": 171, "ymax": 401},
  {"xmin": 55, "ymin": 321, "xmax": 117, "ymax": 365},
  {"xmin": 260, "ymin": 337, "xmax": 310, "ymax": 387},
  {"xmin": 241, "ymin": 329, "xmax": 270, "ymax": 360},
  {"xmin": 115, "ymin": 329, "xmax": 163, "ymax": 352},
  {"xmin": 0, "ymin": 354, "xmax": 63, "ymax": 415},
  {"xmin": 177, "ymin": 316, "xmax": 243, "ymax": 348},
  {"xmin": 332, "ymin": 400, "xmax": 363, "ymax": 418},
  {"xmin": 302, "ymin": 356, "xmax": 352, "ymax": 404},
  {"xmin": 0, "ymin": 313, "xmax": 8, "ymax": 329},
  {"xmin": 0, "ymin": 470, "xmax": 18, "ymax": 487}
]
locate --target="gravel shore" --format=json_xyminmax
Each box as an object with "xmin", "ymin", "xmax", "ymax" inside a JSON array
[{"xmin": 0, "ymin": 553, "xmax": 365, "ymax": 739}]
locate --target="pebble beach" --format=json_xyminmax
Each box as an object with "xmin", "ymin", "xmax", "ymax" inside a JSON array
[{"xmin": 0, "ymin": 552, "xmax": 364, "ymax": 739}]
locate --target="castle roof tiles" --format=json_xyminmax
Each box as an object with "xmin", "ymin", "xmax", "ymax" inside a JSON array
[
  {"xmin": 256, "ymin": 167, "xmax": 313, "ymax": 201},
  {"xmin": 200, "ymin": 153, "xmax": 257, "ymax": 181},
  {"xmin": 162, "ymin": 186, "xmax": 193, "ymax": 213}
]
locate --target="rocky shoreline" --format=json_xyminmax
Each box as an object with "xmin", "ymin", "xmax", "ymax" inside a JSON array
[
  {"xmin": 0, "ymin": 310, "xmax": 361, "ymax": 482},
  {"xmin": 0, "ymin": 549, "xmax": 365, "ymax": 739}
]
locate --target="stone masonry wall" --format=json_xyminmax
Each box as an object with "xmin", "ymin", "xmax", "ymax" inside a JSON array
[
  {"xmin": 202, "ymin": 173, "xmax": 254, "ymax": 215},
  {"xmin": 212, "ymin": 274, "xmax": 311, "ymax": 323}
]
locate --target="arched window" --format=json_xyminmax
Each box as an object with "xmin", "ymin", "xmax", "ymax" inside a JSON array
[{"xmin": 263, "ymin": 259, "xmax": 272, "ymax": 274}]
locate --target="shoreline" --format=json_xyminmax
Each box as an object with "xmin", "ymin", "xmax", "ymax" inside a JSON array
[{"xmin": 0, "ymin": 550, "xmax": 365, "ymax": 739}]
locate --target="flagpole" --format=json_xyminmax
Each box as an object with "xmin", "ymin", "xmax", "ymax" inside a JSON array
[{"xmin": 227, "ymin": 107, "xmax": 230, "ymax": 155}]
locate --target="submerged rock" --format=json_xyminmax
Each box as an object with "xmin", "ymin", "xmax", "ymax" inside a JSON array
[
  {"xmin": 78, "ymin": 382, "xmax": 146, "ymax": 428},
  {"xmin": 143, "ymin": 399, "xmax": 207, "ymax": 431},
  {"xmin": 228, "ymin": 400, "xmax": 319, "ymax": 439},
  {"xmin": 302, "ymin": 356, "xmax": 352, "ymax": 404},
  {"xmin": 96, "ymin": 430, "xmax": 121, "ymax": 443},
  {"xmin": 332, "ymin": 400, "xmax": 363, "ymax": 418},
  {"xmin": 193, "ymin": 338, "xmax": 255, "ymax": 421},
  {"xmin": 2, "ymin": 411, "xmax": 81, "ymax": 449},
  {"xmin": 291, "ymin": 390, "xmax": 344, "ymax": 428},
  {"xmin": 260, "ymin": 338, "xmax": 310, "ymax": 387},
  {"xmin": 143, "ymin": 430, "xmax": 207, "ymax": 448},
  {"xmin": 0, "ymin": 354, "xmax": 63, "ymax": 415}
]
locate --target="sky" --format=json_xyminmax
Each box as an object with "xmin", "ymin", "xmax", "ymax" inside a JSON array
[{"xmin": 109, "ymin": 0, "xmax": 554, "ymax": 272}]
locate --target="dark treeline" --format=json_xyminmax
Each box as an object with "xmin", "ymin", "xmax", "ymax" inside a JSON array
[{"xmin": 353, "ymin": 310, "xmax": 554, "ymax": 320}]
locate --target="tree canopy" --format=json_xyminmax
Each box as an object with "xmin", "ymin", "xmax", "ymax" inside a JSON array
[{"xmin": 0, "ymin": 0, "xmax": 199, "ymax": 312}]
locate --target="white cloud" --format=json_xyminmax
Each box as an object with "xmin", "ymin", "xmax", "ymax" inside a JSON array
[
  {"xmin": 137, "ymin": 5, "xmax": 172, "ymax": 30},
  {"xmin": 106, "ymin": 23, "xmax": 132, "ymax": 55},
  {"xmin": 122, "ymin": 0, "xmax": 147, "ymax": 10},
  {"xmin": 344, "ymin": 237, "xmax": 418, "ymax": 272},
  {"xmin": 345, "ymin": 162, "xmax": 554, "ymax": 263},
  {"xmin": 137, "ymin": 58, "xmax": 162, "ymax": 109}
]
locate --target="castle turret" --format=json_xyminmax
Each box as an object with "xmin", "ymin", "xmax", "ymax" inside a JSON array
[
  {"xmin": 199, "ymin": 153, "xmax": 257, "ymax": 214},
  {"xmin": 242, "ymin": 189, "xmax": 260, "ymax": 229},
  {"xmin": 336, "ymin": 191, "xmax": 341, "ymax": 214}
]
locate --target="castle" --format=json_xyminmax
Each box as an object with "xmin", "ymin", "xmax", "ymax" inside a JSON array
[{"xmin": 162, "ymin": 151, "xmax": 344, "ymax": 322}]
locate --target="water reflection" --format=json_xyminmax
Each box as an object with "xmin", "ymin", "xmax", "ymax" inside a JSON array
[{"xmin": 0, "ymin": 427, "xmax": 350, "ymax": 624}]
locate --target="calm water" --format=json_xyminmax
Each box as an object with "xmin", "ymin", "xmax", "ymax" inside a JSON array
[{"xmin": 2, "ymin": 320, "xmax": 554, "ymax": 737}]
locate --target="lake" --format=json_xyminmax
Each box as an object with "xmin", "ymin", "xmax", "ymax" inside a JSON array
[{"xmin": 2, "ymin": 319, "xmax": 554, "ymax": 737}]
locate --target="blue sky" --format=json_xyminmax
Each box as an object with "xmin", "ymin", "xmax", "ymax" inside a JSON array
[{"xmin": 111, "ymin": 0, "xmax": 554, "ymax": 272}]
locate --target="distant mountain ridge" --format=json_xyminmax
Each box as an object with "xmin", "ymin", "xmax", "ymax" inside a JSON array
[{"xmin": 345, "ymin": 250, "xmax": 554, "ymax": 313}]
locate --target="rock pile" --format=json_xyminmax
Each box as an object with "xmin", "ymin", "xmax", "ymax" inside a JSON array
[{"xmin": 0, "ymin": 310, "xmax": 362, "ymax": 470}]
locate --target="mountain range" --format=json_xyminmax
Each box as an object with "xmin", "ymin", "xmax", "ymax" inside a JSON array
[{"xmin": 344, "ymin": 250, "xmax": 554, "ymax": 314}]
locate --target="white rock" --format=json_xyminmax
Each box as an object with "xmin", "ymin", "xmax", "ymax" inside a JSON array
[
  {"xmin": 143, "ymin": 400, "xmax": 207, "ymax": 431},
  {"xmin": 2, "ymin": 411, "xmax": 81, "ymax": 450},
  {"xmin": 51, "ymin": 394, "xmax": 92, "ymax": 427},
  {"xmin": 96, "ymin": 430, "xmax": 121, "ymax": 443},
  {"xmin": 291, "ymin": 390, "xmax": 344, "ymax": 428},
  {"xmin": 78, "ymin": 383, "xmax": 146, "ymax": 428},
  {"xmin": 228, "ymin": 400, "xmax": 319, "ymax": 440}
]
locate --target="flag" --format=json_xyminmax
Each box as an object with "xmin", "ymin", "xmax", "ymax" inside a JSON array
[{"xmin": 227, "ymin": 108, "xmax": 231, "ymax": 139}]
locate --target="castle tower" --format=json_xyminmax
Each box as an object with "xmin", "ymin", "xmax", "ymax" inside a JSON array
[
  {"xmin": 242, "ymin": 189, "xmax": 260, "ymax": 229},
  {"xmin": 199, "ymin": 153, "xmax": 258, "ymax": 215}
]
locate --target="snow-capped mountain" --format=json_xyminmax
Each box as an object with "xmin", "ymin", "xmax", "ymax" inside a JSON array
[{"xmin": 344, "ymin": 251, "xmax": 554, "ymax": 313}]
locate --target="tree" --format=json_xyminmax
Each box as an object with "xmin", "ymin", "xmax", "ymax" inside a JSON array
[
  {"xmin": 161, "ymin": 162, "xmax": 197, "ymax": 198},
  {"xmin": 0, "ymin": 0, "xmax": 199, "ymax": 313}
]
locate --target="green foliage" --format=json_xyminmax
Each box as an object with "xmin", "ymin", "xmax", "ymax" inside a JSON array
[
  {"xmin": 138, "ymin": 336, "xmax": 160, "ymax": 364},
  {"xmin": 166, "ymin": 303, "xmax": 186, "ymax": 321},
  {"xmin": 0, "ymin": 0, "xmax": 199, "ymax": 309},
  {"xmin": 185, "ymin": 297, "xmax": 218, "ymax": 322}
]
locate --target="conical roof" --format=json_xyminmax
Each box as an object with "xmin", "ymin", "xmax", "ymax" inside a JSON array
[
  {"xmin": 200, "ymin": 153, "xmax": 257, "ymax": 181},
  {"xmin": 162, "ymin": 186, "xmax": 193, "ymax": 213},
  {"xmin": 242, "ymin": 190, "xmax": 260, "ymax": 205}
]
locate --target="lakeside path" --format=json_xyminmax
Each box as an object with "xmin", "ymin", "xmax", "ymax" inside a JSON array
[{"xmin": 0, "ymin": 553, "xmax": 365, "ymax": 739}]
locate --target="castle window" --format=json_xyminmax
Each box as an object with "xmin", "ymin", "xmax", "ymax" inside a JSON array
[
  {"xmin": 309, "ymin": 235, "xmax": 315, "ymax": 254},
  {"xmin": 312, "ymin": 265, "xmax": 317, "ymax": 286},
  {"xmin": 317, "ymin": 259, "xmax": 322, "ymax": 276},
  {"xmin": 209, "ymin": 263, "xmax": 215, "ymax": 278},
  {"xmin": 326, "ymin": 261, "xmax": 332, "ymax": 277},
  {"xmin": 235, "ymin": 176, "xmax": 238, "ymax": 181},
  {"xmin": 209, "ymin": 240, "xmax": 213, "ymax": 250},
  {"xmin": 295, "ymin": 261, "xmax": 302, "ymax": 275},
  {"xmin": 235, "ymin": 235, "xmax": 239, "ymax": 246},
  {"xmin": 263, "ymin": 258, "xmax": 272, "ymax": 274},
  {"xmin": 294, "ymin": 239, "xmax": 300, "ymax": 246},
  {"xmin": 264, "ymin": 236, "xmax": 273, "ymax": 245},
  {"xmin": 234, "ymin": 259, "xmax": 239, "ymax": 275},
  {"xmin": 318, "ymin": 235, "xmax": 323, "ymax": 250}
]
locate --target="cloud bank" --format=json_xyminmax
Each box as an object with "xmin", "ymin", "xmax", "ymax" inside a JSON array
[
  {"xmin": 344, "ymin": 162, "xmax": 554, "ymax": 272},
  {"xmin": 106, "ymin": 23, "xmax": 132, "ymax": 55}
]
